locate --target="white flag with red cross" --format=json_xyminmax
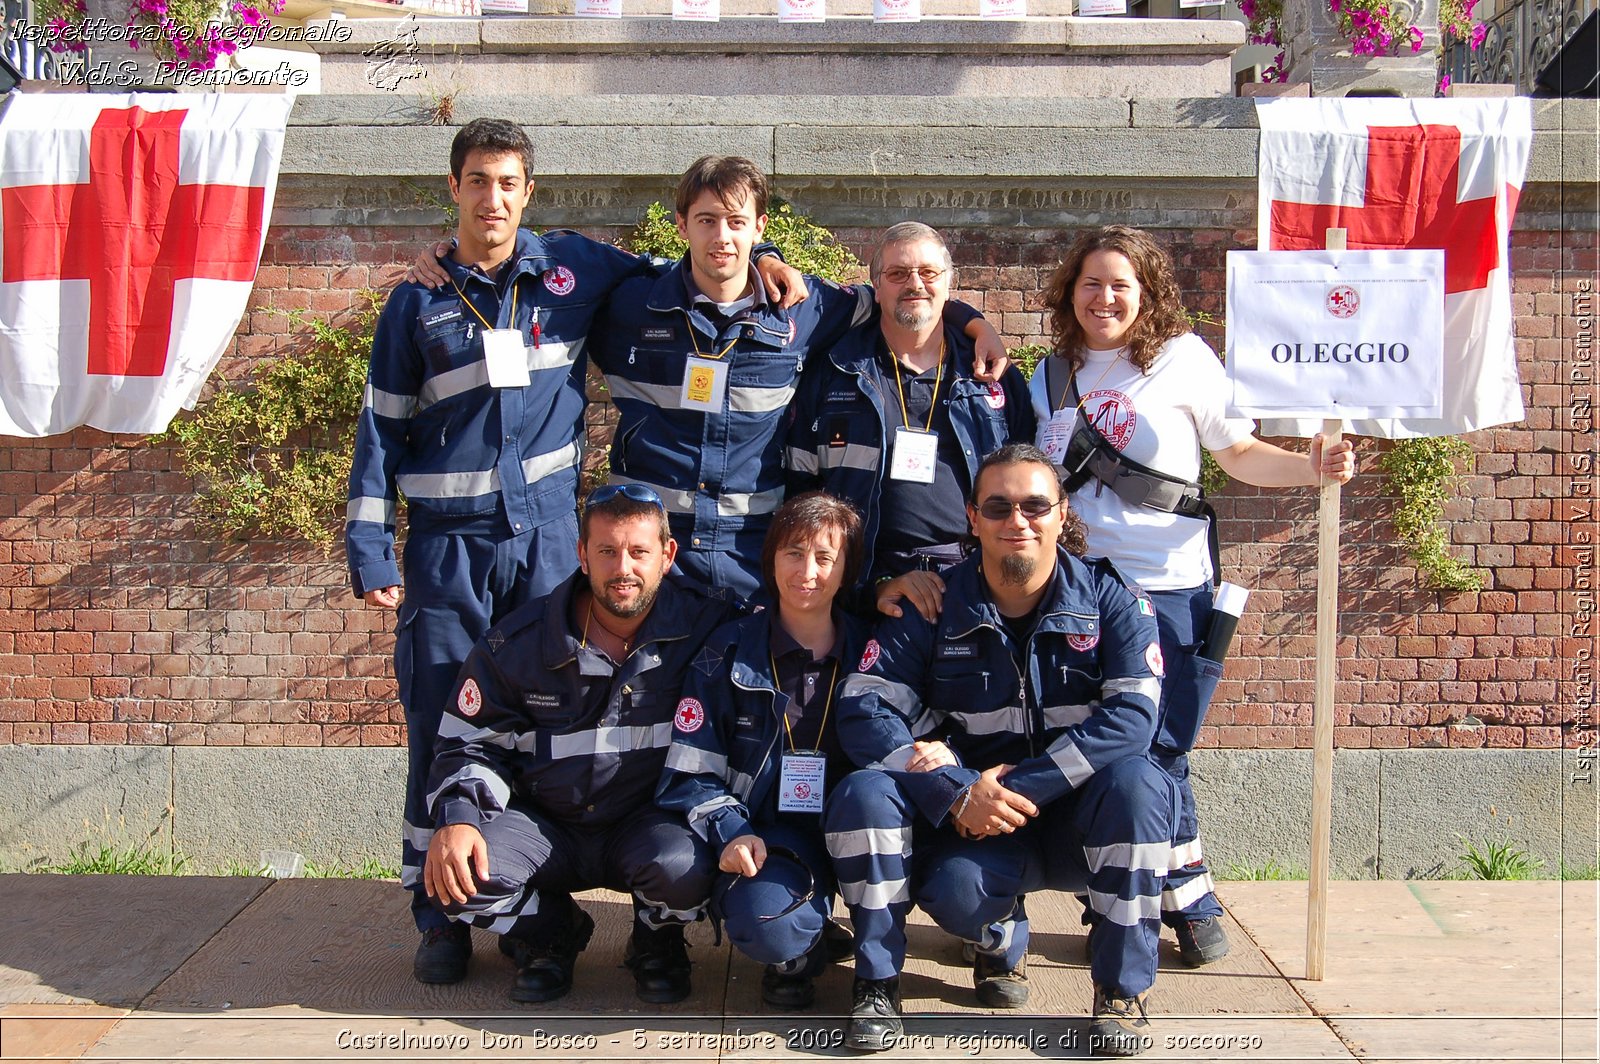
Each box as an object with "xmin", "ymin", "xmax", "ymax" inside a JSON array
[
  {"xmin": 1253, "ymin": 97, "xmax": 1532, "ymax": 439},
  {"xmin": 0, "ymin": 93, "xmax": 292, "ymax": 438}
]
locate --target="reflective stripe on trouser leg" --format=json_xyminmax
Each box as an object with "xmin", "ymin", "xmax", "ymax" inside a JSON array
[
  {"xmin": 1147, "ymin": 585, "xmax": 1224, "ymax": 924},
  {"xmin": 397, "ymin": 522, "xmax": 574, "ymax": 933},
  {"xmin": 612, "ymin": 808, "xmax": 718, "ymax": 929},
  {"xmin": 824, "ymin": 770, "xmax": 913, "ymax": 982},
  {"xmin": 917, "ymin": 830, "xmax": 1039, "ymax": 971},
  {"xmin": 1153, "ymin": 751, "xmax": 1222, "ymax": 921},
  {"xmin": 1062, "ymin": 756, "xmax": 1179, "ymax": 999}
]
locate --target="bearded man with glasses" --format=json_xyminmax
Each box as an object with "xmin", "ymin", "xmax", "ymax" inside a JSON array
[
  {"xmin": 786, "ymin": 222, "xmax": 1034, "ymax": 618},
  {"xmin": 420, "ymin": 483, "xmax": 744, "ymax": 1006},
  {"xmin": 824, "ymin": 443, "xmax": 1179, "ymax": 1058}
]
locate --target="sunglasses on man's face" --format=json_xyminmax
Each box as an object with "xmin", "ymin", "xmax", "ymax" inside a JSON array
[
  {"xmin": 584, "ymin": 482, "xmax": 666, "ymax": 512},
  {"xmin": 975, "ymin": 496, "xmax": 1062, "ymax": 521}
]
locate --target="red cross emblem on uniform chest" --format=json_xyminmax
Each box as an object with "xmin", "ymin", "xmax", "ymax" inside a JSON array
[
  {"xmin": 1, "ymin": 105, "xmax": 266, "ymax": 377},
  {"xmin": 1269, "ymin": 124, "xmax": 1501, "ymax": 295}
]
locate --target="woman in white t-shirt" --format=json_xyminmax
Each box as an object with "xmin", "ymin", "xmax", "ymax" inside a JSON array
[{"xmin": 1031, "ymin": 225, "xmax": 1355, "ymax": 968}]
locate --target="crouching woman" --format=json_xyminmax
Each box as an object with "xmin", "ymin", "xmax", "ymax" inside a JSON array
[{"xmin": 657, "ymin": 491, "xmax": 868, "ymax": 1009}]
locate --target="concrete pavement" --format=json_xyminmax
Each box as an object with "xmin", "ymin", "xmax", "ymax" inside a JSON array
[{"xmin": 0, "ymin": 876, "xmax": 1594, "ymax": 1062}]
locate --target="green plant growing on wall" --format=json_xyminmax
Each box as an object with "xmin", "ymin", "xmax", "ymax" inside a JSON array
[
  {"xmin": 163, "ymin": 293, "xmax": 380, "ymax": 549},
  {"xmin": 1379, "ymin": 436, "xmax": 1484, "ymax": 591}
]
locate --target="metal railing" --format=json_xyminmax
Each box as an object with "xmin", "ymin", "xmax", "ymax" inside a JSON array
[
  {"xmin": 3, "ymin": 0, "xmax": 70, "ymax": 82},
  {"xmin": 1444, "ymin": 0, "xmax": 1595, "ymax": 91}
]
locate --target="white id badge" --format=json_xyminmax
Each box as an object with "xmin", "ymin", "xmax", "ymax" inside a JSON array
[
  {"xmin": 482, "ymin": 329, "xmax": 531, "ymax": 388},
  {"xmin": 680, "ymin": 356, "xmax": 728, "ymax": 412},
  {"xmin": 778, "ymin": 751, "xmax": 826, "ymax": 813},
  {"xmin": 888, "ymin": 427, "xmax": 939, "ymax": 483},
  {"xmin": 1039, "ymin": 407, "xmax": 1077, "ymax": 464}
]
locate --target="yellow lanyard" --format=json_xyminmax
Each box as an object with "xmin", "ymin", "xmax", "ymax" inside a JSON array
[
  {"xmin": 449, "ymin": 276, "xmax": 518, "ymax": 332},
  {"xmin": 1059, "ymin": 350, "xmax": 1120, "ymax": 414},
  {"xmin": 772, "ymin": 650, "xmax": 839, "ymax": 754},
  {"xmin": 890, "ymin": 339, "xmax": 946, "ymax": 432},
  {"xmin": 680, "ymin": 308, "xmax": 741, "ymax": 361}
]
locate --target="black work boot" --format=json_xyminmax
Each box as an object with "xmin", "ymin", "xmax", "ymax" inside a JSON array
[
  {"xmin": 1173, "ymin": 915, "xmax": 1230, "ymax": 967},
  {"xmin": 508, "ymin": 904, "xmax": 596, "ymax": 1004},
  {"xmin": 845, "ymin": 976, "xmax": 902, "ymax": 1052},
  {"xmin": 624, "ymin": 922, "xmax": 692, "ymax": 1004},
  {"xmin": 761, "ymin": 963, "xmax": 816, "ymax": 1010},
  {"xmin": 413, "ymin": 922, "xmax": 471, "ymax": 984},
  {"xmin": 973, "ymin": 950, "xmax": 1030, "ymax": 1008}
]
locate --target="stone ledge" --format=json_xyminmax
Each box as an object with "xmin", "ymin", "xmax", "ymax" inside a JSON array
[
  {"xmin": 279, "ymin": 97, "xmax": 1591, "ymax": 186},
  {"xmin": 2, "ymin": 746, "xmax": 1590, "ymax": 878},
  {"xmin": 317, "ymin": 14, "xmax": 1244, "ymax": 53}
]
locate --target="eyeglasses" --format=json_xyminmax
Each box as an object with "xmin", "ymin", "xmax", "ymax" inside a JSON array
[
  {"xmin": 753, "ymin": 846, "xmax": 817, "ymax": 922},
  {"xmin": 583, "ymin": 482, "xmax": 666, "ymax": 512},
  {"xmin": 878, "ymin": 266, "xmax": 948, "ymax": 286},
  {"xmin": 976, "ymin": 496, "xmax": 1062, "ymax": 521}
]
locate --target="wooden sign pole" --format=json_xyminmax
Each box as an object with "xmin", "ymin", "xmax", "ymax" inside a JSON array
[{"xmin": 1306, "ymin": 227, "xmax": 1347, "ymax": 981}]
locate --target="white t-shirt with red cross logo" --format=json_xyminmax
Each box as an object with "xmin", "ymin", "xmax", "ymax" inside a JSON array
[{"xmin": 1030, "ymin": 333, "xmax": 1254, "ymax": 591}]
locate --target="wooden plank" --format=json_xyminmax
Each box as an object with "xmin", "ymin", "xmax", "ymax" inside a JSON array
[{"xmin": 0, "ymin": 875, "xmax": 268, "ymax": 1007}]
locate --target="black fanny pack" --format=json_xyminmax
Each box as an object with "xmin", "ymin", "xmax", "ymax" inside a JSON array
[{"xmin": 1046, "ymin": 356, "xmax": 1220, "ymax": 584}]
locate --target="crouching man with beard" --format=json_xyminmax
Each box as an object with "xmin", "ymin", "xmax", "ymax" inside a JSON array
[
  {"xmin": 823, "ymin": 444, "xmax": 1179, "ymax": 1057},
  {"xmin": 421, "ymin": 484, "xmax": 743, "ymax": 1004}
]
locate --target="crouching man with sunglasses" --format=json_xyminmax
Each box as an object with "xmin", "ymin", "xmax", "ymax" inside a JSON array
[
  {"xmin": 421, "ymin": 484, "xmax": 744, "ymax": 1005},
  {"xmin": 824, "ymin": 444, "xmax": 1180, "ymax": 1057},
  {"xmin": 656, "ymin": 492, "xmax": 872, "ymax": 1010}
]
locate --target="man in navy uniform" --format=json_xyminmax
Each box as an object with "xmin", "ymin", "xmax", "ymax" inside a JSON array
[
  {"xmin": 421, "ymin": 484, "xmax": 742, "ymax": 1003},
  {"xmin": 824, "ymin": 444, "xmax": 1179, "ymax": 1057}
]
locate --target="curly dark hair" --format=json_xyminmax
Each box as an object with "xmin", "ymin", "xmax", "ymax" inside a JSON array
[{"xmin": 1040, "ymin": 225, "xmax": 1191, "ymax": 378}]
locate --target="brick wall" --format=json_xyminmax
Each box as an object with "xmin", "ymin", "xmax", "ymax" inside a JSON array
[{"xmin": 0, "ymin": 206, "xmax": 1589, "ymax": 754}]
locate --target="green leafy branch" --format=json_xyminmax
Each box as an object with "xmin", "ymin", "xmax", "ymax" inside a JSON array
[
  {"xmin": 1379, "ymin": 436, "xmax": 1484, "ymax": 591},
  {"xmin": 162, "ymin": 293, "xmax": 380, "ymax": 550}
]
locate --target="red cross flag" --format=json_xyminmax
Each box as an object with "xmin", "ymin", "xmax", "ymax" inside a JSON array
[
  {"xmin": 0, "ymin": 94, "xmax": 292, "ymax": 437},
  {"xmin": 1254, "ymin": 98, "xmax": 1532, "ymax": 439}
]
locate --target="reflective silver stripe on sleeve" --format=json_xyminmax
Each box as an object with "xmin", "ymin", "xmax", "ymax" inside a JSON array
[
  {"xmin": 685, "ymin": 794, "xmax": 743, "ymax": 840},
  {"xmin": 729, "ymin": 768, "xmax": 756, "ymax": 800},
  {"xmin": 947, "ymin": 705, "xmax": 1028, "ymax": 737},
  {"xmin": 1041, "ymin": 703, "xmax": 1094, "ymax": 730},
  {"xmin": 876, "ymin": 742, "xmax": 917, "ymax": 772},
  {"xmin": 1086, "ymin": 888, "xmax": 1163, "ymax": 927},
  {"xmin": 663, "ymin": 742, "xmax": 730, "ymax": 780},
  {"xmin": 606, "ymin": 374, "xmax": 684, "ymax": 412},
  {"xmin": 825, "ymin": 825, "xmax": 913, "ymax": 860},
  {"xmin": 424, "ymin": 763, "xmax": 512, "ymax": 817},
  {"xmin": 1104, "ymin": 676, "xmax": 1163, "ymax": 702},
  {"xmin": 718, "ymin": 487, "xmax": 784, "ymax": 517},
  {"xmin": 418, "ymin": 361, "xmax": 488, "ymax": 410},
  {"xmin": 437, "ymin": 712, "xmax": 518, "ymax": 749},
  {"xmin": 549, "ymin": 722, "xmax": 674, "ymax": 760},
  {"xmin": 404, "ymin": 824, "xmax": 434, "ymax": 850},
  {"xmin": 397, "ymin": 467, "xmax": 497, "ymax": 500},
  {"xmin": 839, "ymin": 674, "xmax": 921, "ymax": 714},
  {"xmin": 365, "ymin": 383, "xmax": 418, "ymax": 420},
  {"xmin": 849, "ymin": 284, "xmax": 874, "ymax": 328},
  {"xmin": 1048, "ymin": 738, "xmax": 1096, "ymax": 788},
  {"xmin": 346, "ymin": 496, "xmax": 396, "ymax": 526},
  {"xmin": 787, "ymin": 447, "xmax": 820, "ymax": 474},
  {"xmin": 521, "ymin": 439, "xmax": 582, "ymax": 484},
  {"xmin": 838, "ymin": 877, "xmax": 910, "ymax": 910},
  {"xmin": 1084, "ymin": 841, "xmax": 1174, "ymax": 874},
  {"xmin": 728, "ymin": 382, "xmax": 798, "ymax": 414}
]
